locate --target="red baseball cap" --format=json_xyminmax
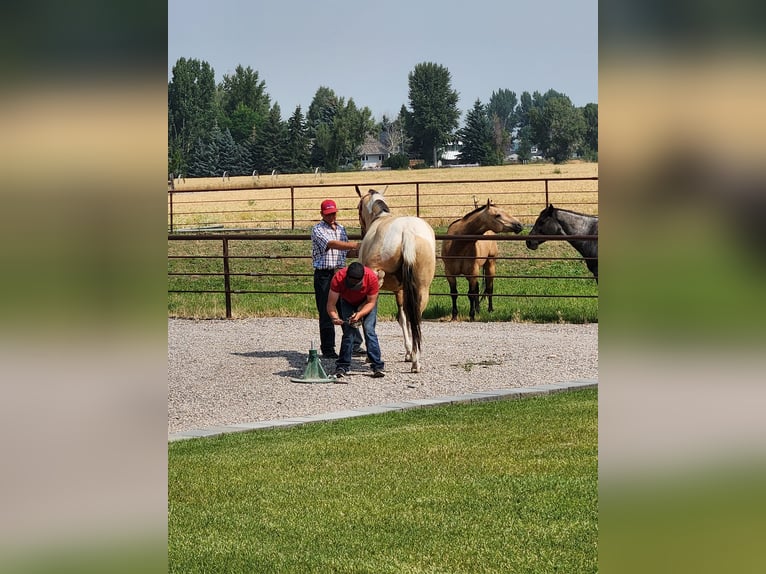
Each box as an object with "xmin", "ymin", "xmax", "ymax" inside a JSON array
[{"xmin": 320, "ymin": 199, "xmax": 338, "ymax": 215}]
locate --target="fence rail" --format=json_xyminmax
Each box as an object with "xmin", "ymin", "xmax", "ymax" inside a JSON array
[
  {"xmin": 168, "ymin": 176, "xmax": 598, "ymax": 233},
  {"xmin": 168, "ymin": 234, "xmax": 597, "ymax": 319}
]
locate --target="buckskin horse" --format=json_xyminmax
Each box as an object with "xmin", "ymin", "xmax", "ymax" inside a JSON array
[
  {"xmin": 355, "ymin": 186, "xmax": 436, "ymax": 373},
  {"xmin": 442, "ymin": 200, "xmax": 523, "ymax": 321},
  {"xmin": 526, "ymin": 204, "xmax": 599, "ymax": 282}
]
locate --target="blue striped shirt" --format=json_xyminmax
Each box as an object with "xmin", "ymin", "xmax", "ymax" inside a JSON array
[{"xmin": 311, "ymin": 220, "xmax": 349, "ymax": 270}]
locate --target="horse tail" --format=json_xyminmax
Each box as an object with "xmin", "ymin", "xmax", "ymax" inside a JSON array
[
  {"xmin": 480, "ymin": 265, "xmax": 488, "ymax": 302},
  {"xmin": 401, "ymin": 229, "xmax": 422, "ymax": 353}
]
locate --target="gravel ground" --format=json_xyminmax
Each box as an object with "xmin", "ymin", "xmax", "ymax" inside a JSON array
[{"xmin": 168, "ymin": 317, "xmax": 598, "ymax": 435}]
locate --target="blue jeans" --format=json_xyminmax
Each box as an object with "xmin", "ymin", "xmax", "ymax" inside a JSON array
[
  {"xmin": 314, "ymin": 269, "xmax": 363, "ymax": 354},
  {"xmin": 336, "ymin": 299, "xmax": 384, "ymax": 372}
]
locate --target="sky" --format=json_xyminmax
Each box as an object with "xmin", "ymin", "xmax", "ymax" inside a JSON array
[{"xmin": 168, "ymin": 0, "xmax": 597, "ymax": 122}]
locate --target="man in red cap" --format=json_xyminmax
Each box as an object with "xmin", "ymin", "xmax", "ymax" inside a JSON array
[
  {"xmin": 311, "ymin": 198, "xmax": 364, "ymax": 358},
  {"xmin": 327, "ymin": 262, "xmax": 385, "ymax": 379}
]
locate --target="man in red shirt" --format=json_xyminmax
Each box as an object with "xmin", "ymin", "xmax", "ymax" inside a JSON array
[{"xmin": 326, "ymin": 262, "xmax": 385, "ymax": 379}]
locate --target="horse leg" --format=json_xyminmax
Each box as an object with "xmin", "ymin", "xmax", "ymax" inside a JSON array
[
  {"xmin": 468, "ymin": 276, "xmax": 479, "ymax": 321},
  {"xmin": 485, "ymin": 259, "xmax": 496, "ymax": 313},
  {"xmin": 446, "ymin": 275, "xmax": 459, "ymax": 320},
  {"xmin": 395, "ymin": 290, "xmax": 414, "ymax": 364}
]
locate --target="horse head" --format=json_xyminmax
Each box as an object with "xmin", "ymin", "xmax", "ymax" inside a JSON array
[
  {"xmin": 526, "ymin": 204, "xmax": 560, "ymax": 250},
  {"xmin": 355, "ymin": 185, "xmax": 390, "ymax": 237},
  {"xmin": 482, "ymin": 199, "xmax": 523, "ymax": 234}
]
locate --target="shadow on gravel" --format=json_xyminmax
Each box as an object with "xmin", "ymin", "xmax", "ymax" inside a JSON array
[{"xmin": 232, "ymin": 350, "xmax": 335, "ymax": 378}]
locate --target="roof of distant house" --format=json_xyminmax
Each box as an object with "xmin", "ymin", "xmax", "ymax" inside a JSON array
[{"xmin": 358, "ymin": 136, "xmax": 388, "ymax": 155}]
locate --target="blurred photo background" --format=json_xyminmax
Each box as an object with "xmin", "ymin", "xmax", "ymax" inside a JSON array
[
  {"xmin": 1, "ymin": 1, "xmax": 765, "ymax": 572},
  {"xmin": 600, "ymin": 1, "xmax": 766, "ymax": 572},
  {"xmin": 1, "ymin": 2, "xmax": 167, "ymax": 573}
]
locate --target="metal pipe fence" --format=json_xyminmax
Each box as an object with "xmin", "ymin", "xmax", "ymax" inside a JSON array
[
  {"xmin": 167, "ymin": 176, "xmax": 598, "ymax": 233},
  {"xmin": 168, "ymin": 234, "xmax": 598, "ymax": 319}
]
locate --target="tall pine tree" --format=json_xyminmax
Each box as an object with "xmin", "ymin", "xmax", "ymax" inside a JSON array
[
  {"xmin": 285, "ymin": 106, "xmax": 310, "ymax": 174},
  {"xmin": 459, "ymin": 100, "xmax": 494, "ymax": 166}
]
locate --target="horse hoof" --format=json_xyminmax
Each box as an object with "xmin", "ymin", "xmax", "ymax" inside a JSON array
[{"xmin": 410, "ymin": 365, "xmax": 421, "ymax": 373}]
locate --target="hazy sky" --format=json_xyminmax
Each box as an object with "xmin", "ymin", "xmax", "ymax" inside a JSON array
[{"xmin": 168, "ymin": 0, "xmax": 597, "ymax": 122}]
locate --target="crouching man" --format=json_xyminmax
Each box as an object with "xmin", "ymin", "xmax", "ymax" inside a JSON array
[{"xmin": 326, "ymin": 262, "xmax": 386, "ymax": 380}]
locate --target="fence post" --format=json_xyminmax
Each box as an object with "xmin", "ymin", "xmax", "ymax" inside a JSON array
[
  {"xmin": 544, "ymin": 179, "xmax": 549, "ymax": 207},
  {"xmin": 290, "ymin": 187, "xmax": 295, "ymax": 230},
  {"xmin": 222, "ymin": 238, "xmax": 232, "ymax": 318},
  {"xmin": 168, "ymin": 189, "xmax": 174, "ymax": 233},
  {"xmin": 416, "ymin": 183, "xmax": 420, "ymax": 217}
]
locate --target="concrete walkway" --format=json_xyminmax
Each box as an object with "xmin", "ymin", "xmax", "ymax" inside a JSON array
[{"xmin": 169, "ymin": 378, "xmax": 597, "ymax": 442}]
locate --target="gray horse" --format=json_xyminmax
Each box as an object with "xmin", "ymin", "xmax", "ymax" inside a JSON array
[{"xmin": 526, "ymin": 204, "xmax": 598, "ymax": 282}]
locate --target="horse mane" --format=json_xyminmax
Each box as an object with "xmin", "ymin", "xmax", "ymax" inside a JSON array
[
  {"xmin": 461, "ymin": 201, "xmax": 493, "ymax": 220},
  {"xmin": 447, "ymin": 201, "xmax": 493, "ymax": 228},
  {"xmin": 550, "ymin": 205, "xmax": 598, "ymax": 220}
]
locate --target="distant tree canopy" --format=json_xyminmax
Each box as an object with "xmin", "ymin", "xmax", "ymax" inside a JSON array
[
  {"xmin": 529, "ymin": 92, "xmax": 586, "ymax": 164},
  {"xmin": 167, "ymin": 57, "xmax": 597, "ymax": 175},
  {"xmin": 405, "ymin": 62, "xmax": 461, "ymax": 167}
]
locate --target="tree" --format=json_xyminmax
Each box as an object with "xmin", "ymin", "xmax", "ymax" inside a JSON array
[
  {"xmin": 217, "ymin": 65, "xmax": 271, "ymax": 144},
  {"xmin": 168, "ymin": 58, "xmax": 217, "ymax": 175},
  {"xmin": 516, "ymin": 125, "xmax": 533, "ymax": 163},
  {"xmin": 529, "ymin": 94, "xmax": 586, "ymax": 163},
  {"xmin": 307, "ymin": 86, "xmax": 340, "ymax": 169},
  {"xmin": 306, "ymin": 88, "xmax": 374, "ymax": 172},
  {"xmin": 487, "ymin": 89, "xmax": 517, "ymax": 162},
  {"xmin": 487, "ymin": 89, "xmax": 518, "ymax": 133},
  {"xmin": 459, "ymin": 100, "xmax": 494, "ymax": 165},
  {"xmin": 250, "ymin": 103, "xmax": 287, "ymax": 174},
  {"xmin": 406, "ymin": 62, "xmax": 460, "ymax": 166},
  {"xmin": 380, "ymin": 112, "xmax": 408, "ymax": 156},
  {"xmin": 581, "ymin": 103, "xmax": 598, "ymax": 159},
  {"xmin": 516, "ymin": 91, "xmax": 534, "ymax": 129},
  {"xmin": 284, "ymin": 106, "xmax": 310, "ymax": 174}
]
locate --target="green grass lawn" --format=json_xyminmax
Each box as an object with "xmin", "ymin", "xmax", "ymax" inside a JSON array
[{"xmin": 168, "ymin": 388, "xmax": 597, "ymax": 573}]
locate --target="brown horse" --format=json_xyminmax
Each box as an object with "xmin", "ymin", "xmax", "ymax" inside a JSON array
[
  {"xmin": 442, "ymin": 200, "xmax": 523, "ymax": 321},
  {"xmin": 355, "ymin": 185, "xmax": 436, "ymax": 373}
]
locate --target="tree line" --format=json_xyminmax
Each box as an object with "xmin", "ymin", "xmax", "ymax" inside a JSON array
[{"xmin": 168, "ymin": 59, "xmax": 598, "ymax": 178}]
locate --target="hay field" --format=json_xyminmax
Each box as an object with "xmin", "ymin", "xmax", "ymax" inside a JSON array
[{"xmin": 168, "ymin": 162, "xmax": 598, "ymax": 231}]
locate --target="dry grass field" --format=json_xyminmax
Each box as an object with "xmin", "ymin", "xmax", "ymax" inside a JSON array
[{"xmin": 168, "ymin": 162, "xmax": 598, "ymax": 231}]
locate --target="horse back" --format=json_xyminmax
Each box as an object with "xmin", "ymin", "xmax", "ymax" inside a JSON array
[{"xmin": 360, "ymin": 215, "xmax": 435, "ymax": 288}]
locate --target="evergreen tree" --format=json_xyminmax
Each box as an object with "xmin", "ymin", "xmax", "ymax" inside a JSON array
[
  {"xmin": 186, "ymin": 137, "xmax": 212, "ymax": 178},
  {"xmin": 217, "ymin": 65, "xmax": 271, "ymax": 144},
  {"xmin": 459, "ymin": 100, "xmax": 494, "ymax": 165},
  {"xmin": 406, "ymin": 62, "xmax": 460, "ymax": 166},
  {"xmin": 218, "ymin": 128, "xmax": 240, "ymax": 176},
  {"xmin": 306, "ymin": 88, "xmax": 374, "ymax": 172},
  {"xmin": 204, "ymin": 123, "xmax": 223, "ymax": 176},
  {"xmin": 307, "ymin": 86, "xmax": 340, "ymax": 169},
  {"xmin": 285, "ymin": 106, "xmax": 310, "ymax": 173},
  {"xmin": 251, "ymin": 104, "xmax": 287, "ymax": 174},
  {"xmin": 168, "ymin": 57, "xmax": 217, "ymax": 174}
]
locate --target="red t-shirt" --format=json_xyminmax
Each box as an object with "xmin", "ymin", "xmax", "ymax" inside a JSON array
[{"xmin": 330, "ymin": 266, "xmax": 379, "ymax": 306}]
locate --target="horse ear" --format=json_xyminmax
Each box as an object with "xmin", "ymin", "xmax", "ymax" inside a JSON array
[{"xmin": 355, "ymin": 185, "xmax": 362, "ymax": 198}]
